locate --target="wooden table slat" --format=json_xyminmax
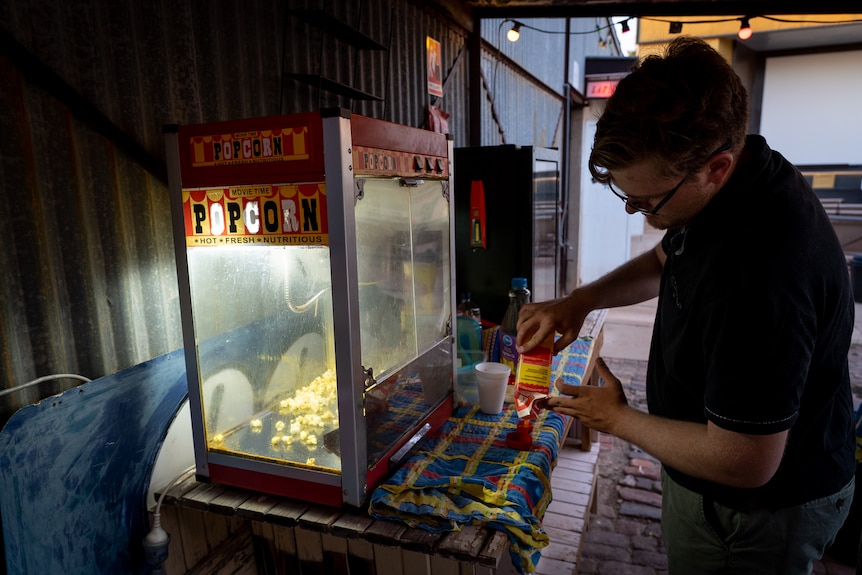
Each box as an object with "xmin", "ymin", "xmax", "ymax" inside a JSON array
[
  {"xmin": 478, "ymin": 530, "xmax": 510, "ymax": 568},
  {"xmin": 296, "ymin": 505, "xmax": 343, "ymax": 532},
  {"xmin": 331, "ymin": 511, "xmax": 375, "ymax": 538},
  {"xmin": 265, "ymin": 498, "xmax": 309, "ymax": 527},
  {"xmin": 362, "ymin": 516, "xmax": 407, "ymax": 544},
  {"xmin": 235, "ymin": 492, "xmax": 282, "ymax": 520},
  {"xmin": 155, "ymin": 473, "xmax": 198, "ymax": 506},
  {"xmin": 397, "ymin": 525, "xmax": 443, "ymax": 554},
  {"xmin": 208, "ymin": 486, "xmax": 254, "ymax": 515},
  {"xmin": 181, "ymin": 481, "xmax": 228, "ymax": 510},
  {"xmin": 436, "ymin": 524, "xmax": 490, "ymax": 563}
]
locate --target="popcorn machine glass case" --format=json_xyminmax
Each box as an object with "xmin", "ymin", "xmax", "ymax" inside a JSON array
[{"xmin": 164, "ymin": 109, "xmax": 456, "ymax": 508}]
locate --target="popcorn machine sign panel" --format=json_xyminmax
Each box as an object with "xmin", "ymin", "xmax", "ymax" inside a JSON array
[
  {"xmin": 182, "ymin": 183, "xmax": 329, "ymax": 247},
  {"xmin": 188, "ymin": 127, "xmax": 308, "ymax": 167},
  {"xmin": 177, "ymin": 112, "xmax": 325, "ymax": 189}
]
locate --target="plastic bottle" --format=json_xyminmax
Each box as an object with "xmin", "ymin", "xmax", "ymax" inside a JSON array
[
  {"xmin": 498, "ymin": 277, "xmax": 530, "ymax": 400},
  {"xmin": 456, "ymin": 292, "xmax": 484, "ymax": 367},
  {"xmin": 456, "ymin": 292, "xmax": 481, "ymax": 324}
]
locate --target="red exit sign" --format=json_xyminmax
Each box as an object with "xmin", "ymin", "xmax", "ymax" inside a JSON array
[{"xmin": 586, "ymin": 79, "xmax": 619, "ymax": 99}]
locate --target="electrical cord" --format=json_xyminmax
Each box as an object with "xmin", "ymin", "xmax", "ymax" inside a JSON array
[
  {"xmin": 144, "ymin": 465, "xmax": 196, "ymax": 573},
  {"xmin": 0, "ymin": 373, "xmax": 91, "ymax": 398}
]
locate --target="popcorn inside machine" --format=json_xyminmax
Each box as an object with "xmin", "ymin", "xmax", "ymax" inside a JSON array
[{"xmin": 164, "ymin": 109, "xmax": 456, "ymax": 507}]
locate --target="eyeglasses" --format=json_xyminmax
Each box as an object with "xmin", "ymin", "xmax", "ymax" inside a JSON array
[
  {"xmin": 608, "ymin": 176, "xmax": 686, "ymax": 215},
  {"xmin": 607, "ymin": 141, "xmax": 733, "ymax": 216}
]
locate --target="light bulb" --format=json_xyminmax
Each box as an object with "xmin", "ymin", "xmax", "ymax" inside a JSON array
[
  {"xmin": 738, "ymin": 17, "xmax": 752, "ymax": 41},
  {"xmin": 506, "ymin": 23, "xmax": 521, "ymax": 42}
]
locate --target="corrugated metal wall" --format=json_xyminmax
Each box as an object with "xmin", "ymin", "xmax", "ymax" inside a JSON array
[
  {"xmin": 0, "ymin": 0, "xmax": 618, "ymax": 425},
  {"xmin": 479, "ymin": 16, "xmax": 621, "ymax": 147},
  {"xmin": 0, "ymin": 0, "xmax": 471, "ymax": 423}
]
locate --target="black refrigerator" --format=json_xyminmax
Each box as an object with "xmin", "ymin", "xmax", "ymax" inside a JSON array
[{"xmin": 454, "ymin": 145, "xmax": 563, "ymax": 325}]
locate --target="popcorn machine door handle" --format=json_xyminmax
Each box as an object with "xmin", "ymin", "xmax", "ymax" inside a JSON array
[{"xmin": 389, "ymin": 422, "xmax": 432, "ymax": 471}]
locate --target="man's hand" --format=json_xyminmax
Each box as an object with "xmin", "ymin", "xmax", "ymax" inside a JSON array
[
  {"xmin": 545, "ymin": 358, "xmax": 629, "ymax": 434},
  {"xmin": 516, "ymin": 295, "xmax": 588, "ymax": 355}
]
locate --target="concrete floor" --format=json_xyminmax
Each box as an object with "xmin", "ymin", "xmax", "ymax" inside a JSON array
[{"xmin": 600, "ymin": 298, "xmax": 657, "ymax": 362}]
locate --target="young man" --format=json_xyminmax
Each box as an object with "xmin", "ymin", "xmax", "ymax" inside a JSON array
[{"xmin": 516, "ymin": 36, "xmax": 856, "ymax": 574}]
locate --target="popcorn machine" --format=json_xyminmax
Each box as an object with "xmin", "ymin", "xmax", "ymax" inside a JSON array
[{"xmin": 164, "ymin": 109, "xmax": 456, "ymax": 508}]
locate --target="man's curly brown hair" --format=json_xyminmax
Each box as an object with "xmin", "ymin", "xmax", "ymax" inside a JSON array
[{"xmin": 588, "ymin": 36, "xmax": 749, "ymax": 184}]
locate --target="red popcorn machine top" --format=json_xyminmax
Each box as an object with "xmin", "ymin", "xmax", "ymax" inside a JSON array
[{"xmin": 164, "ymin": 109, "xmax": 456, "ymax": 507}]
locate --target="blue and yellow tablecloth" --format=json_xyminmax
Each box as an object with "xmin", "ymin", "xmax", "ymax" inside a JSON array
[{"xmin": 369, "ymin": 337, "xmax": 594, "ymax": 574}]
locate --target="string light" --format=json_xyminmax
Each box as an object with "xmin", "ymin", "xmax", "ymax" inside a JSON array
[
  {"xmin": 499, "ymin": 18, "xmax": 627, "ymax": 40},
  {"xmin": 596, "ymin": 26, "xmax": 606, "ymax": 47},
  {"xmin": 499, "ymin": 17, "xmax": 631, "ymax": 50},
  {"xmin": 498, "ymin": 14, "xmax": 862, "ymax": 46},
  {"xmin": 738, "ymin": 17, "xmax": 753, "ymax": 40},
  {"xmin": 506, "ymin": 22, "xmax": 521, "ymax": 42},
  {"xmin": 645, "ymin": 14, "xmax": 862, "ymax": 41}
]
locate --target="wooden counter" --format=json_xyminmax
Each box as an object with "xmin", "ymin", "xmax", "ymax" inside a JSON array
[{"xmin": 155, "ymin": 310, "xmax": 606, "ymax": 575}]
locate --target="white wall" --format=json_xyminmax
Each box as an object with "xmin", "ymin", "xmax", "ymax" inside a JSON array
[
  {"xmin": 760, "ymin": 50, "xmax": 862, "ymax": 165},
  {"xmin": 577, "ymin": 117, "xmax": 645, "ymax": 285}
]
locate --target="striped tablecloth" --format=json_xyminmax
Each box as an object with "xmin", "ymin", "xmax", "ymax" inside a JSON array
[{"xmin": 369, "ymin": 337, "xmax": 594, "ymax": 574}]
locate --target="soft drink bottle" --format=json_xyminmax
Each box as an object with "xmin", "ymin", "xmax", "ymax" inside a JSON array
[{"xmin": 498, "ymin": 277, "xmax": 530, "ymax": 400}]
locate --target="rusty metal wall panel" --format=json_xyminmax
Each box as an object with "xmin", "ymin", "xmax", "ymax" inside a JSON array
[
  {"xmin": 478, "ymin": 16, "xmax": 621, "ymax": 147},
  {"xmin": 484, "ymin": 17, "xmax": 569, "ymax": 90},
  {"xmin": 479, "ymin": 17, "xmax": 567, "ymax": 146},
  {"xmin": 0, "ymin": 0, "xmax": 472, "ymax": 424},
  {"xmin": 0, "ymin": 66, "xmax": 183, "ymax": 416},
  {"xmin": 354, "ymin": 0, "xmax": 469, "ymax": 141},
  {"xmin": 280, "ymin": 0, "xmax": 469, "ymax": 143},
  {"xmin": 480, "ymin": 50, "xmax": 566, "ymax": 147}
]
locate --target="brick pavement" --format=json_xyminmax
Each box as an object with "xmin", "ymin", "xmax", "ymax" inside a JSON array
[{"xmin": 573, "ymin": 351, "xmax": 862, "ymax": 575}]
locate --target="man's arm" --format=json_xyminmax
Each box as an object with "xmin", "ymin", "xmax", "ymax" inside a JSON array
[
  {"xmin": 518, "ymin": 242, "xmax": 665, "ymax": 354},
  {"xmin": 552, "ymin": 359, "xmax": 788, "ymax": 488}
]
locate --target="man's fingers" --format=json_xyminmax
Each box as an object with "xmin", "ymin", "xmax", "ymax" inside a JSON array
[
  {"xmin": 555, "ymin": 377, "xmax": 583, "ymax": 397},
  {"xmin": 555, "ymin": 358, "xmax": 614, "ymax": 396},
  {"xmin": 595, "ymin": 357, "xmax": 617, "ymax": 387},
  {"xmin": 596, "ymin": 357, "xmax": 611, "ymax": 376},
  {"xmin": 518, "ymin": 326, "xmax": 547, "ymax": 353}
]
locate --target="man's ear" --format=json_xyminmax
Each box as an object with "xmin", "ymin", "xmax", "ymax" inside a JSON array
[{"xmin": 706, "ymin": 151, "xmax": 734, "ymax": 186}]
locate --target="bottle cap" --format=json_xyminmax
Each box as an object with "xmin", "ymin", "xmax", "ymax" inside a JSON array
[
  {"xmin": 511, "ymin": 277, "xmax": 527, "ymax": 290},
  {"xmin": 506, "ymin": 430, "xmax": 533, "ymax": 450}
]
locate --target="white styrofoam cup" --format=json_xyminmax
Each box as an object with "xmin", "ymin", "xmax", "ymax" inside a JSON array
[{"xmin": 474, "ymin": 362, "xmax": 510, "ymax": 414}]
